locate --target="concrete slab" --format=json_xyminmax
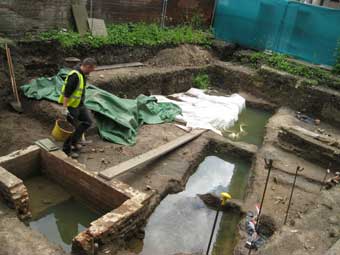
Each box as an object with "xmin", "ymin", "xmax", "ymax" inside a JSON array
[
  {"xmin": 72, "ymin": 4, "xmax": 88, "ymax": 35},
  {"xmin": 88, "ymin": 18, "xmax": 108, "ymax": 37}
]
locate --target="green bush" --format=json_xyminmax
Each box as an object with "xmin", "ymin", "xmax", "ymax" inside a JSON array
[
  {"xmin": 35, "ymin": 23, "xmax": 213, "ymax": 48},
  {"xmin": 334, "ymin": 42, "xmax": 340, "ymax": 75},
  {"xmin": 193, "ymin": 73, "xmax": 210, "ymax": 89},
  {"xmin": 249, "ymin": 52, "xmax": 339, "ymax": 88},
  {"xmin": 334, "ymin": 63, "xmax": 340, "ymax": 75}
]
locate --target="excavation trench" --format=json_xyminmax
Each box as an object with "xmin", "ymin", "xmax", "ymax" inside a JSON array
[
  {"xmin": 0, "ymin": 103, "xmax": 270, "ymax": 255},
  {"xmin": 123, "ymin": 107, "xmax": 271, "ymax": 255},
  {"xmin": 0, "ymin": 146, "xmax": 150, "ymax": 254},
  {"xmin": 0, "ymin": 42, "xmax": 334, "ymax": 254},
  {"xmin": 24, "ymin": 176, "xmax": 100, "ymax": 252}
]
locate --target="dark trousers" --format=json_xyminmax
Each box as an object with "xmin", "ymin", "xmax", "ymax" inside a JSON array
[{"xmin": 63, "ymin": 105, "xmax": 92, "ymax": 154}]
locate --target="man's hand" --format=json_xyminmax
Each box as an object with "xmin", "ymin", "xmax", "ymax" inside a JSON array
[{"xmin": 61, "ymin": 107, "xmax": 69, "ymax": 117}]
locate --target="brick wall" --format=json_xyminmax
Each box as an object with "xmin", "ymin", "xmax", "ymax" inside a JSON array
[
  {"xmin": 0, "ymin": 0, "xmax": 77, "ymax": 37},
  {"xmin": 166, "ymin": 0, "xmax": 215, "ymax": 26},
  {"xmin": 87, "ymin": 0, "xmax": 215, "ymax": 26},
  {"xmin": 41, "ymin": 150, "xmax": 129, "ymax": 213},
  {"xmin": 88, "ymin": 0, "xmax": 162, "ymax": 24},
  {"xmin": 0, "ymin": 166, "xmax": 30, "ymax": 220},
  {"xmin": 0, "ymin": 0, "xmax": 214, "ymax": 37}
]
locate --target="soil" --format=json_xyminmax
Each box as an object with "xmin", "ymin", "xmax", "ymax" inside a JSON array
[
  {"xmin": 1, "ymin": 44, "xmax": 340, "ymax": 255},
  {"xmin": 0, "ymin": 108, "xmax": 51, "ymax": 156},
  {"xmin": 146, "ymin": 44, "xmax": 214, "ymax": 67},
  {"xmin": 234, "ymin": 107, "xmax": 340, "ymax": 255},
  {"xmin": 76, "ymin": 123, "xmax": 186, "ymax": 173}
]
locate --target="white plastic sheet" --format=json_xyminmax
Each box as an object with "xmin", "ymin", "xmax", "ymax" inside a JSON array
[{"xmin": 155, "ymin": 88, "xmax": 246, "ymax": 135}]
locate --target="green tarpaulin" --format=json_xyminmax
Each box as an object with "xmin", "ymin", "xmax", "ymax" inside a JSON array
[{"xmin": 21, "ymin": 69, "xmax": 182, "ymax": 145}]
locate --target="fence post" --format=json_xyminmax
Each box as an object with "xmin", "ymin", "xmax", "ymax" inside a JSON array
[
  {"xmin": 210, "ymin": 0, "xmax": 219, "ymax": 27},
  {"xmin": 161, "ymin": 0, "xmax": 168, "ymax": 28}
]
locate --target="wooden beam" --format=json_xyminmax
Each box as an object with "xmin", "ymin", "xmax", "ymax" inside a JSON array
[
  {"xmin": 99, "ymin": 129, "xmax": 207, "ymax": 180},
  {"xmin": 94, "ymin": 62, "xmax": 144, "ymax": 71}
]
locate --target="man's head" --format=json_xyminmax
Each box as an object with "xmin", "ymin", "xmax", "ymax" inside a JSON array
[{"xmin": 80, "ymin": 58, "xmax": 97, "ymax": 74}]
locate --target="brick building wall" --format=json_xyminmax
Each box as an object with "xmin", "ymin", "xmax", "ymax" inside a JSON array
[
  {"xmin": 0, "ymin": 0, "xmax": 214, "ymax": 37},
  {"xmin": 87, "ymin": 0, "xmax": 163, "ymax": 24},
  {"xmin": 167, "ymin": 0, "xmax": 215, "ymax": 26},
  {"xmin": 0, "ymin": 0, "xmax": 78, "ymax": 37}
]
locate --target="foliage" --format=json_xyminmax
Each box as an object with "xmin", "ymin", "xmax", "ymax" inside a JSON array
[
  {"xmin": 0, "ymin": 37, "xmax": 15, "ymax": 49},
  {"xmin": 334, "ymin": 42, "xmax": 340, "ymax": 75},
  {"xmin": 193, "ymin": 73, "xmax": 210, "ymax": 89},
  {"xmin": 334, "ymin": 62, "xmax": 340, "ymax": 75},
  {"xmin": 35, "ymin": 23, "xmax": 213, "ymax": 48},
  {"xmin": 248, "ymin": 52, "xmax": 340, "ymax": 88}
]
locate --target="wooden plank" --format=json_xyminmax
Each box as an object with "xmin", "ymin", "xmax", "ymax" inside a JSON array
[
  {"xmin": 94, "ymin": 62, "xmax": 144, "ymax": 71},
  {"xmin": 99, "ymin": 129, "xmax": 207, "ymax": 180},
  {"xmin": 72, "ymin": 4, "xmax": 89, "ymax": 35}
]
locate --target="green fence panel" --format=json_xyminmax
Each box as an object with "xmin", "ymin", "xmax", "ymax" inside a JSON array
[{"xmin": 214, "ymin": 0, "xmax": 340, "ymax": 66}]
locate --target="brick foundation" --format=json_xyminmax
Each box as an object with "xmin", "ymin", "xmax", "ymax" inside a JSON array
[
  {"xmin": 0, "ymin": 166, "xmax": 30, "ymax": 220},
  {"xmin": 0, "ymin": 145, "xmax": 153, "ymax": 254}
]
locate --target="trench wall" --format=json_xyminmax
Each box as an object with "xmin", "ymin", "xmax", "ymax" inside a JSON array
[
  {"xmin": 2, "ymin": 40, "xmax": 340, "ymax": 128},
  {"xmin": 0, "ymin": 41, "xmax": 166, "ymax": 107},
  {"xmin": 0, "ymin": 145, "xmax": 41, "ymax": 219},
  {"xmin": 0, "ymin": 145, "xmax": 41, "ymax": 180}
]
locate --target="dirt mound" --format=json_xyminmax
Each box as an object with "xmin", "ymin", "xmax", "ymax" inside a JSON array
[{"xmin": 147, "ymin": 44, "xmax": 214, "ymax": 67}]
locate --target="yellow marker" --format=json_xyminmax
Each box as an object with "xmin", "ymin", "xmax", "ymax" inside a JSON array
[{"xmin": 220, "ymin": 192, "xmax": 232, "ymax": 206}]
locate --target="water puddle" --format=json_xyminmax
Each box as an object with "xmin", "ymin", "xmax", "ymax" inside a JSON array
[
  {"xmin": 224, "ymin": 107, "xmax": 272, "ymax": 146},
  {"xmin": 137, "ymin": 155, "xmax": 250, "ymax": 255},
  {"xmin": 212, "ymin": 155, "xmax": 250, "ymax": 255},
  {"xmin": 25, "ymin": 176, "xmax": 100, "ymax": 252}
]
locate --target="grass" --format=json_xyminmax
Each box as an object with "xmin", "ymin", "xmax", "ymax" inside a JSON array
[
  {"xmin": 248, "ymin": 52, "xmax": 340, "ymax": 89},
  {"xmin": 34, "ymin": 23, "xmax": 213, "ymax": 48},
  {"xmin": 193, "ymin": 73, "xmax": 210, "ymax": 89}
]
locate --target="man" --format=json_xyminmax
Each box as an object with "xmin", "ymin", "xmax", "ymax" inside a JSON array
[{"xmin": 59, "ymin": 58, "xmax": 97, "ymax": 158}]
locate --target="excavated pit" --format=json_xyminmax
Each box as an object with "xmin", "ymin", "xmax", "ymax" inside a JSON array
[
  {"xmin": 1, "ymin": 43, "xmax": 340, "ymax": 255},
  {"xmin": 0, "ymin": 145, "xmax": 152, "ymax": 254}
]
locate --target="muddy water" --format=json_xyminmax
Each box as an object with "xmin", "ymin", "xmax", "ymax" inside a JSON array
[
  {"xmin": 137, "ymin": 155, "xmax": 250, "ymax": 255},
  {"xmin": 212, "ymin": 155, "xmax": 250, "ymax": 255},
  {"xmin": 25, "ymin": 176, "xmax": 100, "ymax": 252},
  {"xmin": 224, "ymin": 107, "xmax": 272, "ymax": 146}
]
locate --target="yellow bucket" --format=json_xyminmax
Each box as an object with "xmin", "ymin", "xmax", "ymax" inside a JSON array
[{"xmin": 51, "ymin": 119, "xmax": 75, "ymax": 142}]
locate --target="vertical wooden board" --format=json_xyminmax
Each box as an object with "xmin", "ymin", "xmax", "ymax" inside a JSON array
[
  {"xmin": 88, "ymin": 18, "xmax": 108, "ymax": 37},
  {"xmin": 72, "ymin": 4, "xmax": 89, "ymax": 35}
]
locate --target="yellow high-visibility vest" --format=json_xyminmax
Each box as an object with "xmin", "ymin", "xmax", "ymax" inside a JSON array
[{"xmin": 58, "ymin": 70, "xmax": 85, "ymax": 108}]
